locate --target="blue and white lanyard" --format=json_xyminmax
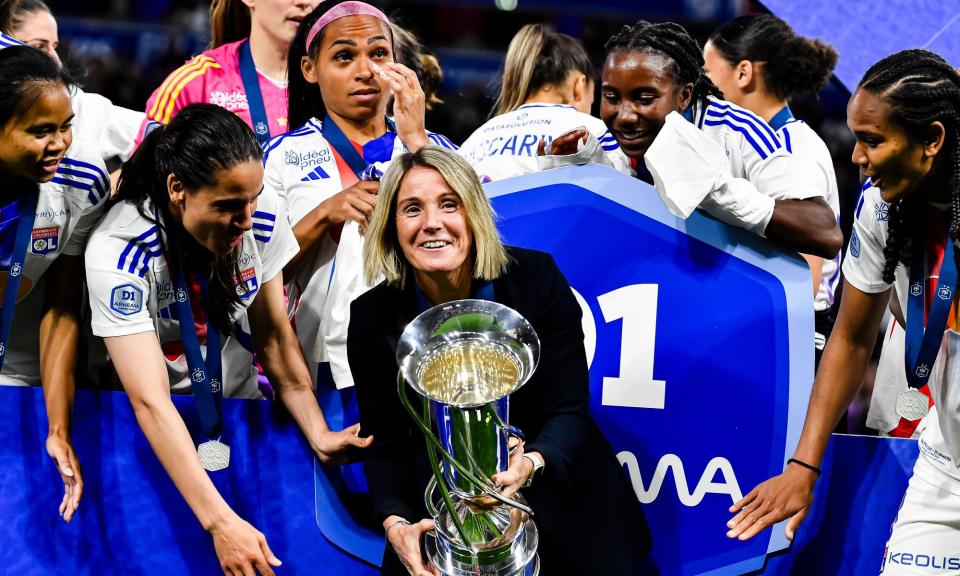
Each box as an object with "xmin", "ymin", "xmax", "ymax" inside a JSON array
[
  {"xmin": 0, "ymin": 194, "xmax": 38, "ymax": 370},
  {"xmin": 904, "ymin": 216, "xmax": 957, "ymax": 389},
  {"xmin": 320, "ymin": 114, "xmax": 397, "ymax": 178},
  {"xmin": 166, "ymin": 248, "xmax": 224, "ymax": 441},
  {"xmin": 238, "ymin": 39, "xmax": 271, "ymax": 147}
]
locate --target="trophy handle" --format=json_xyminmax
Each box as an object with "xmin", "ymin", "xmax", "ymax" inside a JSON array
[
  {"xmin": 503, "ymin": 425, "xmax": 525, "ymax": 451},
  {"xmin": 425, "ymin": 475, "xmax": 441, "ymax": 518}
]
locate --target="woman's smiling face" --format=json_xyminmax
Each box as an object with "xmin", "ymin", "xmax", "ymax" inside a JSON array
[
  {"xmin": 394, "ymin": 165, "xmax": 473, "ymax": 285},
  {"xmin": 847, "ymin": 88, "xmax": 941, "ymax": 203},
  {"xmin": 600, "ymin": 50, "xmax": 692, "ymax": 160}
]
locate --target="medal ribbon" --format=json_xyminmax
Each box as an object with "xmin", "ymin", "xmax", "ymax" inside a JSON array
[
  {"xmin": 320, "ymin": 114, "xmax": 397, "ymax": 178},
  {"xmin": 154, "ymin": 203, "xmax": 226, "ymax": 442},
  {"xmin": 239, "ymin": 39, "xmax": 272, "ymax": 147},
  {"xmin": 0, "ymin": 194, "xmax": 38, "ymax": 370},
  {"xmin": 904, "ymin": 211, "xmax": 957, "ymax": 389}
]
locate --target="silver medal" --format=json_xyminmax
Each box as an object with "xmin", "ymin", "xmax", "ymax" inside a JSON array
[
  {"xmin": 198, "ymin": 439, "xmax": 230, "ymax": 471},
  {"xmin": 896, "ymin": 389, "xmax": 929, "ymax": 420}
]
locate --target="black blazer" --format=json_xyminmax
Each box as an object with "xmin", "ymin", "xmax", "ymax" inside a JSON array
[{"xmin": 348, "ymin": 246, "xmax": 653, "ymax": 575}]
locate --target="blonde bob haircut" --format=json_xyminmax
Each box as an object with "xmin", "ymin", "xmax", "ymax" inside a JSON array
[{"xmin": 363, "ymin": 145, "xmax": 509, "ymax": 287}]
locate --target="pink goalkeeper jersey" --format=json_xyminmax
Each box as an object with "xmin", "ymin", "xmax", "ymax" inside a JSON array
[{"xmin": 144, "ymin": 39, "xmax": 289, "ymax": 137}]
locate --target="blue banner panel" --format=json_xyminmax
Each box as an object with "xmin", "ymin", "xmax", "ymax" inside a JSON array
[
  {"xmin": 0, "ymin": 386, "xmax": 376, "ymax": 576},
  {"xmin": 484, "ymin": 164, "xmax": 813, "ymax": 574}
]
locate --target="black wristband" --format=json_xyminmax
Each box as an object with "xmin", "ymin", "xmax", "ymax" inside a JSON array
[{"xmin": 787, "ymin": 458, "xmax": 821, "ymax": 477}]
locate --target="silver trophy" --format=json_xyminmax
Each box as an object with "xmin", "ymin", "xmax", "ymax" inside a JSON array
[{"xmin": 397, "ymin": 299, "xmax": 541, "ymax": 576}]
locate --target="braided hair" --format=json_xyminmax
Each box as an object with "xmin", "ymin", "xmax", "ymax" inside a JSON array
[
  {"xmin": 604, "ymin": 20, "xmax": 722, "ymax": 107},
  {"xmin": 856, "ymin": 49, "xmax": 960, "ymax": 283}
]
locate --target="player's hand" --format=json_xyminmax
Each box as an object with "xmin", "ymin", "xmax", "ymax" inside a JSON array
[
  {"xmin": 46, "ymin": 433, "xmax": 83, "ymax": 522},
  {"xmin": 210, "ymin": 514, "xmax": 282, "ymax": 576},
  {"xmin": 726, "ymin": 464, "xmax": 817, "ymax": 541},
  {"xmin": 385, "ymin": 517, "xmax": 439, "ymax": 576},
  {"xmin": 324, "ymin": 181, "xmax": 379, "ymax": 230},
  {"xmin": 313, "ymin": 423, "xmax": 374, "ymax": 465},
  {"xmin": 537, "ymin": 128, "xmax": 588, "ymax": 157},
  {"xmin": 372, "ymin": 61, "xmax": 428, "ymax": 152}
]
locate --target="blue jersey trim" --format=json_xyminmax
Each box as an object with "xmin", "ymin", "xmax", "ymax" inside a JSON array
[
  {"xmin": 709, "ymin": 101, "xmax": 781, "ymax": 148},
  {"xmin": 703, "ymin": 119, "xmax": 772, "ymax": 160},
  {"xmin": 116, "ymin": 227, "xmax": 161, "ymax": 279},
  {"xmin": 704, "ymin": 109, "xmax": 780, "ymax": 157},
  {"xmin": 252, "ymin": 211, "xmax": 276, "ymax": 244}
]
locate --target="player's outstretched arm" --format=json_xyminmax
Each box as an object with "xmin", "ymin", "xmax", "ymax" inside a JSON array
[
  {"xmin": 726, "ymin": 282, "xmax": 889, "ymax": 541},
  {"xmin": 765, "ymin": 197, "xmax": 843, "ymax": 259}
]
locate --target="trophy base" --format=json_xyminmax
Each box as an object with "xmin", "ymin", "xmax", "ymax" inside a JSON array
[{"xmin": 425, "ymin": 524, "xmax": 539, "ymax": 576}]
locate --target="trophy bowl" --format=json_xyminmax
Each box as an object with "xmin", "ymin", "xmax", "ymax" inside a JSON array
[{"xmin": 397, "ymin": 299, "xmax": 541, "ymax": 576}]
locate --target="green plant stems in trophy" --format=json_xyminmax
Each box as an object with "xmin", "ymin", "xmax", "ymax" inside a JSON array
[
  {"xmin": 396, "ymin": 373, "xmax": 534, "ymax": 516},
  {"xmin": 419, "ymin": 385, "xmax": 474, "ymax": 550}
]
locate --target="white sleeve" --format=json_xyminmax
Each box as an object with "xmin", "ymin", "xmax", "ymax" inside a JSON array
[
  {"xmin": 253, "ymin": 188, "xmax": 299, "ymax": 284},
  {"xmin": 71, "ymin": 89, "xmax": 147, "ymax": 162},
  {"xmin": 740, "ymin": 141, "xmax": 821, "ymax": 202},
  {"xmin": 321, "ymin": 222, "xmax": 372, "ymax": 389},
  {"xmin": 591, "ymin": 121, "xmax": 633, "ymax": 176},
  {"xmin": 86, "ymin": 237, "xmax": 155, "ymax": 337},
  {"xmin": 61, "ymin": 146, "xmax": 109, "ymax": 256},
  {"xmin": 841, "ymin": 188, "xmax": 892, "ymax": 294}
]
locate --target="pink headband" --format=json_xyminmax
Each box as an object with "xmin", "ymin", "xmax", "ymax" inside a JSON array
[{"xmin": 305, "ymin": 2, "xmax": 390, "ymax": 51}]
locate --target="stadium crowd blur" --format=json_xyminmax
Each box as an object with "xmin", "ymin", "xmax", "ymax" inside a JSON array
[{"xmin": 42, "ymin": 0, "xmax": 872, "ymax": 430}]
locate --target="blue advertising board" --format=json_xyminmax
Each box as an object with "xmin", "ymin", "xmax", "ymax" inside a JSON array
[{"xmin": 485, "ymin": 164, "xmax": 812, "ymax": 574}]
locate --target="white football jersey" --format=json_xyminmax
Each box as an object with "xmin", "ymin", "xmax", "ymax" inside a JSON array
[
  {"xmin": 262, "ymin": 118, "xmax": 457, "ymax": 389},
  {"xmin": 458, "ymin": 103, "xmax": 632, "ymax": 182},
  {"xmin": 84, "ymin": 188, "xmax": 298, "ymax": 397},
  {"xmin": 775, "ymin": 116, "xmax": 842, "ymax": 311},
  {"xmin": 0, "ymin": 143, "xmax": 109, "ymax": 385},
  {"xmin": 688, "ymin": 96, "xmax": 821, "ymax": 202},
  {"xmin": 843, "ymin": 185, "xmax": 960, "ymax": 488}
]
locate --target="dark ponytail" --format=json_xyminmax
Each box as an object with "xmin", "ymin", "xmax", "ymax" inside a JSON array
[
  {"xmin": 708, "ymin": 14, "xmax": 838, "ymax": 99},
  {"xmin": 116, "ymin": 103, "xmax": 263, "ymax": 335},
  {"xmin": 287, "ymin": 0, "xmax": 393, "ymax": 130}
]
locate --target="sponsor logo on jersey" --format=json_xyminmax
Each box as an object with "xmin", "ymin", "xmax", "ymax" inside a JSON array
[
  {"xmin": 35, "ymin": 208, "xmax": 68, "ymax": 221},
  {"xmin": 30, "ymin": 226, "xmax": 59, "ymax": 255},
  {"xmin": 208, "ymin": 90, "xmax": 249, "ymax": 111},
  {"xmin": 883, "ymin": 550, "xmax": 960, "ymax": 571},
  {"xmin": 110, "ymin": 284, "xmax": 143, "ymax": 316},
  {"xmin": 235, "ymin": 267, "xmax": 259, "ymax": 299},
  {"xmin": 284, "ymin": 148, "xmax": 332, "ymax": 169},
  {"xmin": 850, "ymin": 229, "xmax": 861, "ymax": 258}
]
